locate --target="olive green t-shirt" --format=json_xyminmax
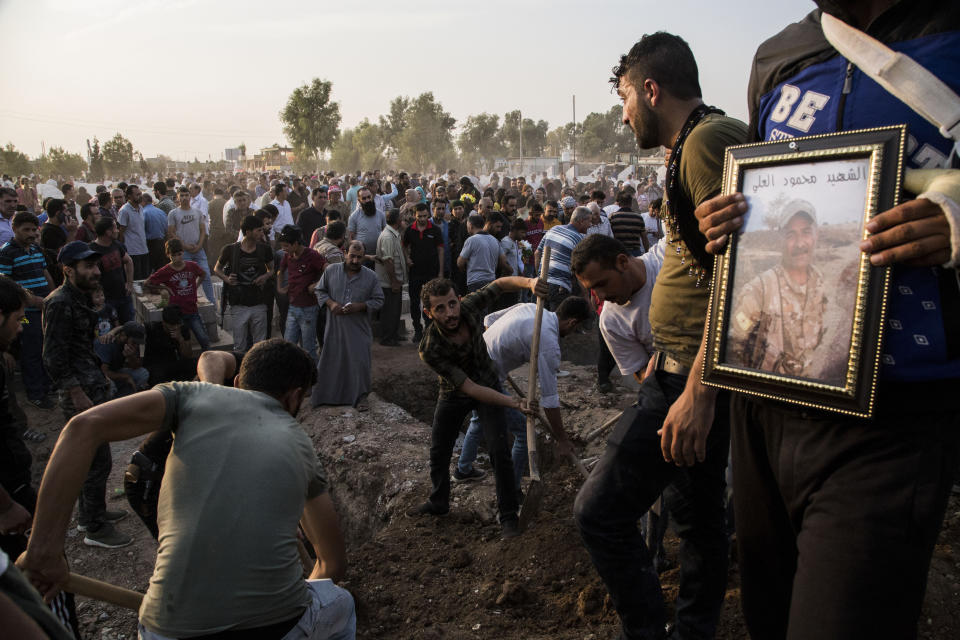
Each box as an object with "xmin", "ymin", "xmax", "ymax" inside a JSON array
[
  {"xmin": 649, "ymin": 114, "xmax": 748, "ymax": 366},
  {"xmin": 139, "ymin": 381, "xmax": 327, "ymax": 638}
]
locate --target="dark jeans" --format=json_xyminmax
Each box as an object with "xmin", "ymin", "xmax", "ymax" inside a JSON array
[
  {"xmin": 466, "ymin": 279, "xmax": 493, "ymax": 294},
  {"xmin": 408, "ymin": 276, "xmax": 431, "ymax": 332},
  {"xmin": 147, "ymin": 237, "xmax": 166, "ymax": 273},
  {"xmin": 574, "ymin": 370, "xmax": 730, "ymax": 640},
  {"xmin": 731, "ymin": 382, "xmax": 960, "ymax": 640},
  {"xmin": 106, "ymin": 296, "xmax": 135, "ymax": 324},
  {"xmin": 131, "ymin": 253, "xmax": 151, "ymax": 280},
  {"xmin": 380, "ymin": 287, "xmax": 402, "ymax": 343},
  {"xmin": 597, "ymin": 327, "xmax": 617, "ymax": 384},
  {"xmin": 20, "ymin": 308, "xmax": 49, "ymax": 401},
  {"xmin": 78, "ymin": 442, "xmax": 113, "ymax": 531},
  {"xmin": 546, "ymin": 284, "xmax": 570, "ymax": 312},
  {"xmin": 429, "ymin": 388, "xmax": 519, "ymax": 522}
]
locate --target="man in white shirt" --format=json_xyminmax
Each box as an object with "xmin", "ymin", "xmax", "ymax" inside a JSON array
[
  {"xmin": 585, "ymin": 202, "xmax": 614, "ymax": 237},
  {"xmin": 270, "ymin": 184, "xmax": 295, "ymax": 242},
  {"xmin": 454, "ymin": 296, "xmax": 592, "ymax": 485},
  {"xmin": 168, "ymin": 187, "xmax": 215, "ymax": 303},
  {"xmin": 188, "ymin": 183, "xmax": 209, "ymax": 233}
]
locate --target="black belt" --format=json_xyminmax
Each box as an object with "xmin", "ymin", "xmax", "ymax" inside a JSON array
[{"xmin": 652, "ymin": 351, "xmax": 691, "ymax": 377}]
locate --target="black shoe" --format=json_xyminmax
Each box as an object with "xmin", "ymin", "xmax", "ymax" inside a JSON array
[
  {"xmin": 452, "ymin": 467, "xmax": 487, "ymax": 483},
  {"xmin": 501, "ymin": 518, "xmax": 521, "ymax": 539},
  {"xmin": 596, "ymin": 381, "xmax": 614, "ymax": 393},
  {"xmin": 406, "ymin": 501, "xmax": 449, "ymax": 517}
]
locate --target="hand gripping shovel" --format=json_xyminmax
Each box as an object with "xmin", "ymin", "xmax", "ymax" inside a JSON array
[
  {"xmin": 66, "ymin": 572, "xmax": 144, "ymax": 611},
  {"xmin": 518, "ymin": 245, "xmax": 551, "ymax": 531}
]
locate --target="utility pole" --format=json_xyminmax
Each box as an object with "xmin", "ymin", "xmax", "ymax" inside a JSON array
[{"xmin": 571, "ymin": 95, "xmax": 577, "ymax": 180}]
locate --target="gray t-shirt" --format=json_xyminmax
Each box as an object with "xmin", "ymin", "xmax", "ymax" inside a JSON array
[
  {"xmin": 117, "ymin": 203, "xmax": 147, "ymax": 255},
  {"xmin": 139, "ymin": 381, "xmax": 327, "ymax": 637},
  {"xmin": 347, "ymin": 208, "xmax": 385, "ymax": 254},
  {"xmin": 460, "ymin": 232, "xmax": 502, "ymax": 285},
  {"xmin": 167, "ymin": 207, "xmax": 205, "ymax": 246}
]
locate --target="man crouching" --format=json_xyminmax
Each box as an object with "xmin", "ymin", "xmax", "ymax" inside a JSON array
[{"xmin": 17, "ymin": 338, "xmax": 355, "ymax": 640}]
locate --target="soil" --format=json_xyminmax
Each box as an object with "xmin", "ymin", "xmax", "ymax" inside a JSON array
[{"xmin": 17, "ymin": 329, "xmax": 960, "ymax": 639}]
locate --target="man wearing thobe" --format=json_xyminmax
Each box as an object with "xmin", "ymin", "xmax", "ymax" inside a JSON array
[{"xmin": 312, "ymin": 241, "xmax": 383, "ymax": 411}]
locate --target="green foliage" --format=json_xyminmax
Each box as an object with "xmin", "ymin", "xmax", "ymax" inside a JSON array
[
  {"xmin": 378, "ymin": 96, "xmax": 410, "ymax": 158},
  {"xmin": 0, "ymin": 143, "xmax": 32, "ymax": 176},
  {"xmin": 330, "ymin": 119, "xmax": 387, "ymax": 172},
  {"xmin": 576, "ymin": 105, "xmax": 634, "ymax": 160},
  {"xmin": 395, "ymin": 93, "xmax": 456, "ymax": 172},
  {"xmin": 87, "ymin": 138, "xmax": 104, "ymax": 181},
  {"xmin": 500, "ymin": 110, "xmax": 548, "ymax": 158},
  {"xmin": 280, "ymin": 79, "xmax": 341, "ymax": 172},
  {"xmin": 457, "ymin": 113, "xmax": 505, "ymax": 171},
  {"xmin": 36, "ymin": 146, "xmax": 87, "ymax": 178},
  {"xmin": 103, "ymin": 133, "xmax": 135, "ymax": 176}
]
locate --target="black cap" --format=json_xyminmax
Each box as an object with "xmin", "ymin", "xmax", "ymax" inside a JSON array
[
  {"xmin": 57, "ymin": 241, "xmax": 97, "ymax": 265},
  {"xmin": 121, "ymin": 321, "xmax": 146, "ymax": 344}
]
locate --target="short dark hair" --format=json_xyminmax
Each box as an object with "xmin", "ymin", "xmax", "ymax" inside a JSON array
[
  {"xmin": 420, "ymin": 277, "xmax": 456, "ymax": 310},
  {"xmin": 325, "ymin": 210, "xmax": 341, "ymax": 221},
  {"xmin": 97, "ymin": 192, "xmax": 111, "ymax": 207},
  {"xmin": 467, "ymin": 214, "xmax": 484, "ymax": 229},
  {"xmin": 386, "ymin": 209, "xmax": 400, "ymax": 226},
  {"xmin": 161, "ymin": 305, "xmax": 182, "ymax": 325},
  {"xmin": 45, "ymin": 198, "xmax": 65, "ymax": 216},
  {"xmin": 262, "ymin": 204, "xmax": 279, "ymax": 218},
  {"xmin": 80, "ymin": 202, "xmax": 98, "ymax": 221},
  {"xmin": 325, "ymin": 220, "xmax": 346, "ymax": 241},
  {"xmin": 12, "ymin": 211, "xmax": 38, "ymax": 228},
  {"xmin": 237, "ymin": 338, "xmax": 316, "ymax": 396},
  {"xmin": 616, "ymin": 191, "xmax": 633, "ymax": 209},
  {"xmin": 0, "ymin": 187, "xmax": 17, "ymax": 199},
  {"xmin": 94, "ymin": 216, "xmax": 116, "ymax": 236},
  {"xmin": 555, "ymin": 296, "xmax": 593, "ymax": 324},
  {"xmin": 570, "ymin": 233, "xmax": 628, "ymax": 276},
  {"xmin": 414, "ymin": 202, "xmax": 428, "ymax": 213},
  {"xmin": 166, "ymin": 238, "xmax": 184, "ymax": 255},
  {"xmin": 273, "ymin": 184, "xmax": 285, "ymax": 196},
  {"xmin": 61, "ymin": 183, "xmax": 74, "ymax": 195},
  {"xmin": 240, "ymin": 215, "xmax": 262, "ymax": 235},
  {"xmin": 591, "ymin": 190, "xmax": 605, "ymax": 201},
  {"xmin": 511, "ymin": 217, "xmax": 527, "ymax": 232},
  {"xmin": 432, "ymin": 199, "xmax": 447, "ymax": 211},
  {"xmin": 650, "ymin": 197, "xmax": 663, "ymax": 212},
  {"xmin": 124, "ymin": 184, "xmax": 139, "ymax": 198},
  {"xmin": 153, "ymin": 181, "xmax": 167, "ymax": 195},
  {"xmin": 0, "ymin": 275, "xmax": 28, "ymax": 316},
  {"xmin": 312, "ymin": 187, "xmax": 327, "ymax": 198},
  {"xmin": 611, "ymin": 32, "xmax": 701, "ymax": 100}
]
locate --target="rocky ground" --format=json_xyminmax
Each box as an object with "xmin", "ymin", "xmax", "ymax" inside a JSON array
[{"xmin": 17, "ymin": 329, "xmax": 960, "ymax": 639}]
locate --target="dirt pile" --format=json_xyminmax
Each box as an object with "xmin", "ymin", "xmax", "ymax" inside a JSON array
[{"xmin": 18, "ymin": 338, "xmax": 960, "ymax": 639}]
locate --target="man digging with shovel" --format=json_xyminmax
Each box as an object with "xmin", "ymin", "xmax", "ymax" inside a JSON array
[{"xmin": 409, "ymin": 273, "xmax": 549, "ymax": 539}]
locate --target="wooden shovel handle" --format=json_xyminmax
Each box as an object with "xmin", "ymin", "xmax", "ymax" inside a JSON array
[{"xmin": 66, "ymin": 573, "xmax": 144, "ymax": 612}]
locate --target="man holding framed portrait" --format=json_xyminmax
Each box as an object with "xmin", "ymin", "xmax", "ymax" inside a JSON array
[
  {"xmin": 696, "ymin": 2, "xmax": 960, "ymax": 638},
  {"xmin": 571, "ymin": 32, "xmax": 747, "ymax": 640}
]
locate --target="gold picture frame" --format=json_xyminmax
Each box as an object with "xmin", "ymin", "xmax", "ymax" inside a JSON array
[{"xmin": 702, "ymin": 126, "xmax": 906, "ymax": 418}]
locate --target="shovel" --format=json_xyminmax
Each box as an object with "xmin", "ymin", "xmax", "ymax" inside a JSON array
[
  {"xmin": 66, "ymin": 572, "xmax": 144, "ymax": 611},
  {"xmin": 518, "ymin": 245, "xmax": 551, "ymax": 531}
]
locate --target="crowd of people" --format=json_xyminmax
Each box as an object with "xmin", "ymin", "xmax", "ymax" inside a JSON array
[{"xmin": 2, "ymin": 2, "xmax": 960, "ymax": 639}]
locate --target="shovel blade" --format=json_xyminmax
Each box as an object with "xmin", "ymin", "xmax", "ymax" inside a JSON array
[{"xmin": 519, "ymin": 478, "xmax": 544, "ymax": 531}]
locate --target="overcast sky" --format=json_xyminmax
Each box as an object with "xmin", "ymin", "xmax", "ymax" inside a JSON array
[{"xmin": 0, "ymin": 0, "xmax": 813, "ymax": 161}]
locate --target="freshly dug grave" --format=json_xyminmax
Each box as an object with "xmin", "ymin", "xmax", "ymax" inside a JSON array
[{"xmin": 20, "ymin": 337, "xmax": 960, "ymax": 639}]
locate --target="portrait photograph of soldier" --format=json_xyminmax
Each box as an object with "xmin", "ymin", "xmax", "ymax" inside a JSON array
[{"xmin": 724, "ymin": 158, "xmax": 870, "ymax": 386}]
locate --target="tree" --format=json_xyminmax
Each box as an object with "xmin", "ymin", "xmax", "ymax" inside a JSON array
[
  {"xmin": 0, "ymin": 143, "xmax": 32, "ymax": 177},
  {"xmin": 103, "ymin": 133, "xmax": 135, "ymax": 177},
  {"xmin": 545, "ymin": 122, "xmax": 580, "ymax": 157},
  {"xmin": 330, "ymin": 119, "xmax": 387, "ymax": 173},
  {"xmin": 238, "ymin": 142, "xmax": 247, "ymax": 158},
  {"xmin": 578, "ymin": 105, "xmax": 634, "ymax": 160},
  {"xmin": 500, "ymin": 111, "xmax": 549, "ymax": 158},
  {"xmin": 457, "ymin": 113, "xmax": 505, "ymax": 172},
  {"xmin": 280, "ymin": 78, "xmax": 341, "ymax": 174},
  {"xmin": 378, "ymin": 96, "xmax": 410, "ymax": 160},
  {"xmin": 395, "ymin": 93, "xmax": 456, "ymax": 172},
  {"xmin": 87, "ymin": 138, "xmax": 104, "ymax": 181},
  {"xmin": 35, "ymin": 147, "xmax": 87, "ymax": 179}
]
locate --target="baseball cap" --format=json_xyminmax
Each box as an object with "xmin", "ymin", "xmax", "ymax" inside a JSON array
[
  {"xmin": 121, "ymin": 321, "xmax": 146, "ymax": 344},
  {"xmin": 58, "ymin": 241, "xmax": 97, "ymax": 265},
  {"xmin": 779, "ymin": 199, "xmax": 817, "ymax": 229},
  {"xmin": 328, "ymin": 185, "xmax": 341, "ymax": 193}
]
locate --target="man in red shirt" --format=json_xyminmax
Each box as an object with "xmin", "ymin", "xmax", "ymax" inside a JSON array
[
  {"xmin": 144, "ymin": 238, "xmax": 211, "ymax": 350},
  {"xmin": 277, "ymin": 225, "xmax": 325, "ymax": 362}
]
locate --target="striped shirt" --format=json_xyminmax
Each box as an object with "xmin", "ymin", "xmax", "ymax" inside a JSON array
[
  {"xmin": 0, "ymin": 240, "xmax": 50, "ymax": 307},
  {"xmin": 609, "ymin": 209, "xmax": 647, "ymax": 251},
  {"xmin": 537, "ymin": 224, "xmax": 584, "ymax": 292}
]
